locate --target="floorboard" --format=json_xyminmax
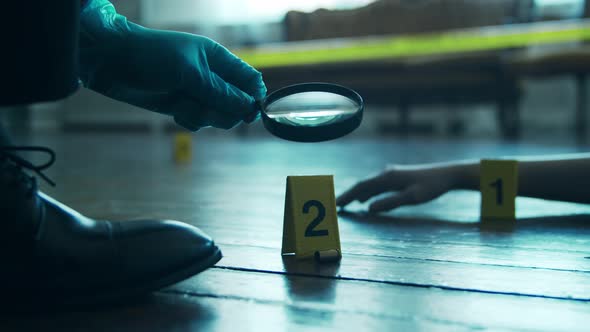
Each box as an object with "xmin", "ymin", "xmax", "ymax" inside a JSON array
[{"xmin": 2, "ymin": 133, "xmax": 588, "ymax": 331}]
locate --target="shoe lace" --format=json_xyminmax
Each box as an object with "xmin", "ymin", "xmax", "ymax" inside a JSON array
[{"xmin": 0, "ymin": 146, "xmax": 56, "ymax": 193}]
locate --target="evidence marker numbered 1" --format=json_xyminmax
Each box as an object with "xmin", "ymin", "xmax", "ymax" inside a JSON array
[
  {"xmin": 281, "ymin": 175, "xmax": 342, "ymax": 262},
  {"xmin": 480, "ymin": 159, "xmax": 518, "ymax": 221}
]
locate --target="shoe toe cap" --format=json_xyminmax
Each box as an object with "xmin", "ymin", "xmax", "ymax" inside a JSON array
[{"xmin": 115, "ymin": 220, "xmax": 218, "ymax": 277}]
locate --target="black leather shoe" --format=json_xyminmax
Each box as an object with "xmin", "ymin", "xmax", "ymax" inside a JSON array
[{"xmin": 0, "ymin": 146, "xmax": 222, "ymax": 308}]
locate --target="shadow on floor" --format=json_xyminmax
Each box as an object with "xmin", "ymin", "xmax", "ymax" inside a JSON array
[{"xmin": 0, "ymin": 293, "xmax": 216, "ymax": 331}]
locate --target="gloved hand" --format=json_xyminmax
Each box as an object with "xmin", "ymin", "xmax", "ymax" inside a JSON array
[{"xmin": 79, "ymin": 0, "xmax": 266, "ymax": 131}]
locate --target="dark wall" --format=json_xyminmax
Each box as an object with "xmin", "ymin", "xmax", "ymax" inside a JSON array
[{"xmin": 285, "ymin": 0, "xmax": 533, "ymax": 42}]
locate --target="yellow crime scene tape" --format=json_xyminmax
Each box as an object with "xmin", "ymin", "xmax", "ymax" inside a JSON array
[{"xmin": 234, "ymin": 20, "xmax": 590, "ymax": 68}]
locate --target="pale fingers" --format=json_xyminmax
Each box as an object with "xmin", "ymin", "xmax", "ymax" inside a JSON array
[
  {"xmin": 336, "ymin": 172, "xmax": 393, "ymax": 207},
  {"xmin": 368, "ymin": 185, "xmax": 420, "ymax": 213}
]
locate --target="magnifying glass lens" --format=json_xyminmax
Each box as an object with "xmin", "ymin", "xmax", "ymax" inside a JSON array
[
  {"xmin": 265, "ymin": 91, "xmax": 360, "ymax": 127},
  {"xmin": 261, "ymin": 83, "xmax": 363, "ymax": 142}
]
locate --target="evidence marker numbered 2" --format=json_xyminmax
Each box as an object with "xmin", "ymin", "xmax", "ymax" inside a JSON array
[{"xmin": 281, "ymin": 175, "xmax": 342, "ymax": 261}]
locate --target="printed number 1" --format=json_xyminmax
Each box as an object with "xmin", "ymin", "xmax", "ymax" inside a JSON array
[
  {"xmin": 303, "ymin": 200, "xmax": 329, "ymax": 237},
  {"xmin": 490, "ymin": 178, "xmax": 503, "ymax": 205}
]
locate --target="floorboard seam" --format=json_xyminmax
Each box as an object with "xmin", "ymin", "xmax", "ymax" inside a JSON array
[
  {"xmin": 343, "ymin": 251, "xmax": 590, "ymax": 273},
  {"xmin": 212, "ymin": 265, "xmax": 590, "ymax": 302},
  {"xmin": 217, "ymin": 243, "xmax": 590, "ymax": 273},
  {"xmin": 346, "ymin": 238, "xmax": 590, "ymax": 254}
]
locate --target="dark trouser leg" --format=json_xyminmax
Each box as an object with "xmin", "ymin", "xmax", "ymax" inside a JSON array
[
  {"xmin": 0, "ymin": 114, "xmax": 12, "ymax": 145},
  {"xmin": 0, "ymin": 105, "xmax": 32, "ymax": 144}
]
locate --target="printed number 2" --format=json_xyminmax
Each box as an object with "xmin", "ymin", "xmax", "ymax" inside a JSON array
[
  {"xmin": 490, "ymin": 178, "xmax": 503, "ymax": 205},
  {"xmin": 303, "ymin": 200, "xmax": 329, "ymax": 237}
]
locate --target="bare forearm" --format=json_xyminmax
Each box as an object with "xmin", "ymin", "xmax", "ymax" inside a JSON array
[{"xmin": 451, "ymin": 154, "xmax": 590, "ymax": 204}]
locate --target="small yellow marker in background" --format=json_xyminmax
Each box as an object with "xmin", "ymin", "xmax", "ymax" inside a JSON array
[
  {"xmin": 173, "ymin": 132, "xmax": 192, "ymax": 164},
  {"xmin": 282, "ymin": 175, "xmax": 342, "ymax": 261},
  {"xmin": 480, "ymin": 159, "xmax": 518, "ymax": 221}
]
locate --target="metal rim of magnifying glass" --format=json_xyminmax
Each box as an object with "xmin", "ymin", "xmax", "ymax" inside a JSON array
[{"xmin": 261, "ymin": 83, "xmax": 364, "ymax": 143}]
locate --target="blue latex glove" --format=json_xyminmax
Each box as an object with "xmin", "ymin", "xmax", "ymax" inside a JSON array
[{"xmin": 79, "ymin": 0, "xmax": 266, "ymax": 131}]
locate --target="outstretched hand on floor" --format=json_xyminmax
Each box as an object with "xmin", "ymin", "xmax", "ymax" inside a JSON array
[{"xmin": 336, "ymin": 164, "xmax": 459, "ymax": 213}]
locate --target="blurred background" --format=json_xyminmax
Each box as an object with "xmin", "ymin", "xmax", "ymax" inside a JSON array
[{"xmin": 3, "ymin": 0, "xmax": 590, "ymax": 143}]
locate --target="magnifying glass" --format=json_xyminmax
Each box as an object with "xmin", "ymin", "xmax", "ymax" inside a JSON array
[{"xmin": 259, "ymin": 83, "xmax": 364, "ymax": 142}]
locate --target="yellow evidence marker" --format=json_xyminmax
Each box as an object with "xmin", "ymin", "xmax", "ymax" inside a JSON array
[
  {"xmin": 480, "ymin": 159, "xmax": 518, "ymax": 221},
  {"xmin": 282, "ymin": 175, "xmax": 342, "ymax": 261},
  {"xmin": 173, "ymin": 132, "xmax": 192, "ymax": 164}
]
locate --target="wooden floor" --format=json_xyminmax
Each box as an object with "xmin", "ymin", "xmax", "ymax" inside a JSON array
[{"xmin": 3, "ymin": 132, "xmax": 590, "ymax": 331}]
